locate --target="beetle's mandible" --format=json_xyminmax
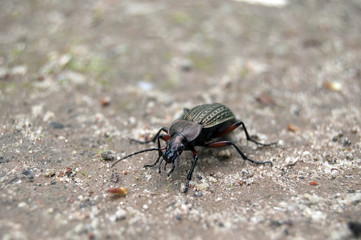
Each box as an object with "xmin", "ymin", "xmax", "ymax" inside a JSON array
[{"xmin": 112, "ymin": 103, "xmax": 277, "ymax": 193}]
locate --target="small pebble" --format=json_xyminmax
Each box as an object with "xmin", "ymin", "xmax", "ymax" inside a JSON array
[
  {"xmin": 110, "ymin": 172, "xmax": 120, "ymax": 183},
  {"xmin": 287, "ymin": 123, "xmax": 299, "ymax": 133},
  {"xmin": 44, "ymin": 169, "xmax": 56, "ymax": 177},
  {"xmin": 256, "ymin": 92, "xmax": 276, "ymax": 106},
  {"xmin": 343, "ymin": 138, "xmax": 351, "ymax": 146},
  {"xmin": 100, "ymin": 97, "xmax": 111, "ymax": 107},
  {"xmin": 196, "ymin": 182, "xmax": 209, "ymax": 191},
  {"xmin": 323, "ymin": 81, "xmax": 342, "ymax": 91},
  {"xmin": 115, "ymin": 209, "xmax": 127, "ymax": 221},
  {"xmin": 217, "ymin": 149, "xmax": 232, "ymax": 159},
  {"xmin": 49, "ymin": 122, "xmax": 64, "ymax": 129},
  {"xmin": 18, "ymin": 202, "xmax": 28, "ymax": 209},
  {"xmin": 101, "ymin": 151, "xmax": 115, "ymax": 161},
  {"xmin": 194, "ymin": 191, "xmax": 203, "ymax": 198}
]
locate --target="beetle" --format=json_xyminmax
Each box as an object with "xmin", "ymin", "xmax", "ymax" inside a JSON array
[{"xmin": 112, "ymin": 103, "xmax": 276, "ymax": 193}]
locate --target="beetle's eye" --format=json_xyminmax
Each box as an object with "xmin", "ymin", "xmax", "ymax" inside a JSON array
[{"xmin": 180, "ymin": 144, "xmax": 185, "ymax": 150}]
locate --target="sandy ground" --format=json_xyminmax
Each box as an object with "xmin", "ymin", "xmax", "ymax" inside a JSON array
[{"xmin": 1, "ymin": 0, "xmax": 360, "ymax": 239}]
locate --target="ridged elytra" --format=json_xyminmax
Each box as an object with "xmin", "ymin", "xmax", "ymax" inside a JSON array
[{"xmin": 112, "ymin": 103, "xmax": 277, "ymax": 193}]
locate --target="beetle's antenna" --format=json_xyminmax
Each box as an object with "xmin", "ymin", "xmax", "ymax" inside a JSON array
[{"xmin": 111, "ymin": 148, "xmax": 162, "ymax": 167}]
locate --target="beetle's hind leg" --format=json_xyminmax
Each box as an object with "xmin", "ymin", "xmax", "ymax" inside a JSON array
[
  {"xmin": 204, "ymin": 141, "xmax": 272, "ymax": 166},
  {"xmin": 215, "ymin": 120, "xmax": 277, "ymax": 147}
]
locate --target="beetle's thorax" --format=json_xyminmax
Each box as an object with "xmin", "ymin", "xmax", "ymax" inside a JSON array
[{"xmin": 163, "ymin": 133, "xmax": 185, "ymax": 163}]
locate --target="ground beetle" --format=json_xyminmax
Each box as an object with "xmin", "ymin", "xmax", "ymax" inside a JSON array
[{"xmin": 112, "ymin": 103, "xmax": 276, "ymax": 193}]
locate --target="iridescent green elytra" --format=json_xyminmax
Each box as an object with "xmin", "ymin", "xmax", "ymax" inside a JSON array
[{"xmin": 181, "ymin": 103, "xmax": 235, "ymax": 128}]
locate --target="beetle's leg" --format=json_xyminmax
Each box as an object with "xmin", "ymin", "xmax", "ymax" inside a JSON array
[
  {"xmin": 131, "ymin": 127, "xmax": 169, "ymax": 144},
  {"xmin": 215, "ymin": 121, "xmax": 276, "ymax": 146},
  {"xmin": 144, "ymin": 132, "xmax": 169, "ymax": 168},
  {"xmin": 144, "ymin": 155, "xmax": 162, "ymax": 168},
  {"xmin": 204, "ymin": 140, "xmax": 272, "ymax": 166},
  {"xmin": 167, "ymin": 160, "xmax": 176, "ymax": 176},
  {"xmin": 157, "ymin": 158, "xmax": 164, "ymax": 173},
  {"xmin": 184, "ymin": 149, "xmax": 199, "ymax": 193}
]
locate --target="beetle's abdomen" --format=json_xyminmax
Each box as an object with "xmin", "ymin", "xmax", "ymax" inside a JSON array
[{"xmin": 181, "ymin": 103, "xmax": 235, "ymax": 128}]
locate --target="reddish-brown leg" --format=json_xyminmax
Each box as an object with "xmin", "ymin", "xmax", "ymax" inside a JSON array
[
  {"xmin": 215, "ymin": 121, "xmax": 276, "ymax": 146},
  {"xmin": 204, "ymin": 140, "xmax": 272, "ymax": 166}
]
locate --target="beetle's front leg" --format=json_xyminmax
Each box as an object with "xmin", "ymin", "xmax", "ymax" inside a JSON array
[
  {"xmin": 184, "ymin": 149, "xmax": 199, "ymax": 193},
  {"xmin": 131, "ymin": 127, "xmax": 169, "ymax": 144},
  {"xmin": 143, "ymin": 133, "xmax": 170, "ymax": 169}
]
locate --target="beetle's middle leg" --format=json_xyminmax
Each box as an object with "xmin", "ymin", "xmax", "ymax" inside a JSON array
[
  {"xmin": 204, "ymin": 140, "xmax": 272, "ymax": 166},
  {"xmin": 215, "ymin": 121, "xmax": 277, "ymax": 146}
]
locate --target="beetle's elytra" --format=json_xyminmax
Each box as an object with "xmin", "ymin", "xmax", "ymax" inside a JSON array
[{"xmin": 112, "ymin": 103, "xmax": 277, "ymax": 193}]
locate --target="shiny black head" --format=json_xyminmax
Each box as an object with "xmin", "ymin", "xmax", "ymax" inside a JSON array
[{"xmin": 163, "ymin": 133, "xmax": 185, "ymax": 163}]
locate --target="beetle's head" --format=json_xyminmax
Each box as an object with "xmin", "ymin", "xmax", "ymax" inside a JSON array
[{"xmin": 163, "ymin": 133, "xmax": 185, "ymax": 163}]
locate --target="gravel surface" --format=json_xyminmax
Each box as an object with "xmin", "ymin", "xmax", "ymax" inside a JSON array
[{"xmin": 1, "ymin": 0, "xmax": 360, "ymax": 239}]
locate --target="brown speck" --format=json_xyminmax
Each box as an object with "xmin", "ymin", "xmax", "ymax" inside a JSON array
[
  {"xmin": 310, "ymin": 181, "xmax": 318, "ymax": 186},
  {"xmin": 100, "ymin": 96, "xmax": 111, "ymax": 107},
  {"xmin": 88, "ymin": 232, "xmax": 95, "ymax": 240},
  {"xmin": 323, "ymin": 81, "xmax": 342, "ymax": 92},
  {"xmin": 256, "ymin": 92, "xmax": 276, "ymax": 106},
  {"xmin": 107, "ymin": 187, "xmax": 129, "ymax": 196},
  {"xmin": 287, "ymin": 123, "xmax": 299, "ymax": 133}
]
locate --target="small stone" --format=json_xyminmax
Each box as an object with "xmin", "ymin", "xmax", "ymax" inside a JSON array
[
  {"xmin": 100, "ymin": 97, "xmax": 111, "ymax": 107},
  {"xmin": 351, "ymin": 127, "xmax": 359, "ymax": 134},
  {"xmin": 323, "ymin": 81, "xmax": 342, "ymax": 91},
  {"xmin": 101, "ymin": 150, "xmax": 115, "ymax": 161},
  {"xmin": 194, "ymin": 191, "xmax": 203, "ymax": 197},
  {"xmin": 284, "ymin": 156, "xmax": 299, "ymax": 167},
  {"xmin": 18, "ymin": 202, "xmax": 28, "ymax": 209},
  {"xmin": 329, "ymin": 169, "xmax": 339, "ymax": 180},
  {"xmin": 50, "ymin": 122, "xmax": 64, "ymax": 129},
  {"xmin": 115, "ymin": 209, "xmax": 127, "ymax": 221},
  {"xmin": 217, "ymin": 149, "xmax": 232, "ymax": 159},
  {"xmin": 22, "ymin": 170, "xmax": 34, "ymax": 182},
  {"xmin": 110, "ymin": 172, "xmax": 120, "ymax": 183},
  {"xmin": 43, "ymin": 111, "xmax": 55, "ymax": 122},
  {"xmin": 343, "ymin": 138, "xmax": 351, "ymax": 146},
  {"xmin": 256, "ymin": 92, "xmax": 276, "ymax": 106},
  {"xmin": 208, "ymin": 176, "xmax": 217, "ymax": 183},
  {"xmin": 287, "ymin": 123, "xmax": 299, "ymax": 133},
  {"xmin": 196, "ymin": 182, "xmax": 209, "ymax": 191},
  {"xmin": 44, "ymin": 169, "xmax": 56, "ymax": 177}
]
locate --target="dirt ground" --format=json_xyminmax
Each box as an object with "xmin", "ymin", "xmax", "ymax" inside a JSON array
[{"xmin": 1, "ymin": 0, "xmax": 360, "ymax": 239}]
